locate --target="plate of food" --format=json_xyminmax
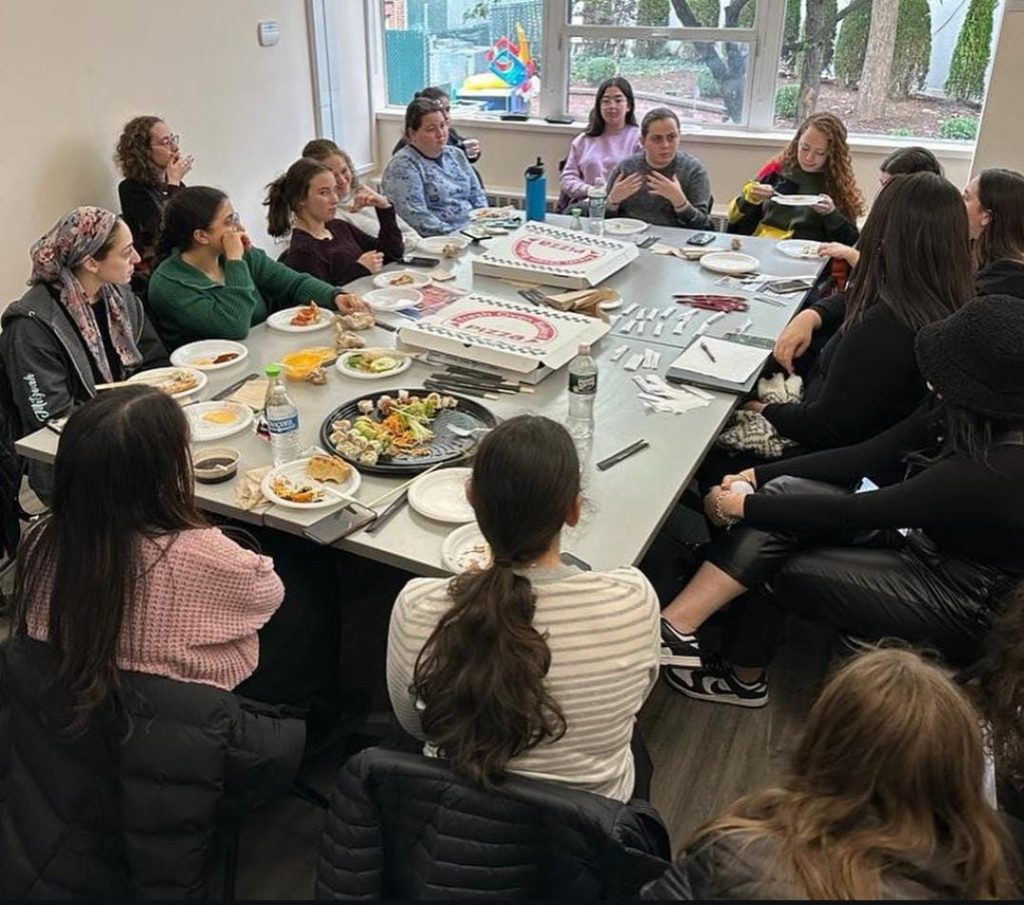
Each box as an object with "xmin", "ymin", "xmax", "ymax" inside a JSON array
[
  {"xmin": 363, "ymin": 287, "xmax": 422, "ymax": 312},
  {"xmin": 321, "ymin": 389, "xmax": 496, "ymax": 475},
  {"xmin": 372, "ymin": 270, "xmax": 432, "ymax": 290},
  {"xmin": 699, "ymin": 251, "xmax": 760, "ymax": 275},
  {"xmin": 418, "ymin": 235, "xmax": 471, "ymax": 256},
  {"xmin": 184, "ymin": 401, "xmax": 254, "ymax": 442},
  {"xmin": 127, "ymin": 366, "xmax": 207, "ymax": 399},
  {"xmin": 170, "ymin": 339, "xmax": 249, "ymax": 371},
  {"xmin": 267, "ymin": 301, "xmax": 332, "ymax": 333},
  {"xmin": 776, "ymin": 239, "xmax": 823, "ymax": 259},
  {"xmin": 261, "ymin": 455, "xmax": 362, "ymax": 509},
  {"xmin": 470, "ymin": 206, "xmax": 519, "ymax": 222},
  {"xmin": 441, "ymin": 522, "xmax": 492, "ymax": 573},
  {"xmin": 409, "ymin": 467, "xmax": 473, "ymax": 523},
  {"xmin": 603, "ymin": 218, "xmax": 649, "ymax": 236},
  {"xmin": 336, "ymin": 349, "xmax": 413, "ymax": 380},
  {"xmin": 771, "ymin": 193, "xmax": 826, "ymax": 207}
]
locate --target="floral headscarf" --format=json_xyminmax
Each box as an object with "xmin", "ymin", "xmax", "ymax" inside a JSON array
[{"xmin": 29, "ymin": 206, "xmax": 142, "ymax": 383}]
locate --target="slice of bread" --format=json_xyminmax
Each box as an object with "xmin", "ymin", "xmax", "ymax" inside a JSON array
[{"xmin": 307, "ymin": 454, "xmax": 351, "ymax": 483}]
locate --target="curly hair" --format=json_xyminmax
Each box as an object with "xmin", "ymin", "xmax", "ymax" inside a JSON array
[
  {"xmin": 115, "ymin": 115, "xmax": 164, "ymax": 185},
  {"xmin": 780, "ymin": 112, "xmax": 865, "ymax": 224}
]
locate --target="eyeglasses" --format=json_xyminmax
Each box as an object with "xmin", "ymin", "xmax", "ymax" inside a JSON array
[
  {"xmin": 226, "ymin": 211, "xmax": 241, "ymax": 228},
  {"xmin": 151, "ymin": 133, "xmax": 180, "ymax": 149}
]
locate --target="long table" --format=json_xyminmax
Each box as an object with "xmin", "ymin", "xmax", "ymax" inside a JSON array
[{"xmin": 16, "ymin": 221, "xmax": 820, "ymax": 576}]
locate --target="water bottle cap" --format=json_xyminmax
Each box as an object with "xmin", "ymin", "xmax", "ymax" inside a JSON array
[
  {"xmin": 265, "ymin": 364, "xmax": 282, "ymax": 377},
  {"xmin": 578, "ymin": 343, "xmax": 591, "ymax": 355},
  {"xmin": 570, "ymin": 207, "xmax": 582, "ymax": 216}
]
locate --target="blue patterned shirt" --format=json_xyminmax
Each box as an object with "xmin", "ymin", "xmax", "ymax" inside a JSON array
[{"xmin": 381, "ymin": 145, "xmax": 487, "ymax": 237}]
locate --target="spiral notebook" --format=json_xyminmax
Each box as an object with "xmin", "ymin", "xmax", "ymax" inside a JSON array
[{"xmin": 665, "ymin": 335, "xmax": 770, "ymax": 394}]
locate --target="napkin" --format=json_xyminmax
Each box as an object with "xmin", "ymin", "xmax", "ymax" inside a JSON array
[{"xmin": 236, "ymin": 465, "xmax": 272, "ymax": 510}]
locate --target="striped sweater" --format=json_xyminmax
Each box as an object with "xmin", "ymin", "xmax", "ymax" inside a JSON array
[{"xmin": 387, "ymin": 563, "xmax": 660, "ymax": 802}]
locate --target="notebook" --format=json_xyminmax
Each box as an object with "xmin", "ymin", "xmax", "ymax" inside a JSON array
[{"xmin": 665, "ymin": 335, "xmax": 770, "ymax": 394}]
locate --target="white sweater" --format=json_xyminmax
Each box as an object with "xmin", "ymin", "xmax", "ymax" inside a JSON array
[{"xmin": 387, "ymin": 563, "xmax": 660, "ymax": 801}]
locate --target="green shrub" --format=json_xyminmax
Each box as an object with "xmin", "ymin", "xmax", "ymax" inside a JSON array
[
  {"xmin": 833, "ymin": 2, "xmax": 870, "ymax": 89},
  {"xmin": 584, "ymin": 56, "xmax": 618, "ymax": 86},
  {"xmin": 689, "ymin": 0, "xmax": 721, "ymax": 26},
  {"xmin": 889, "ymin": 127, "xmax": 913, "ymax": 137},
  {"xmin": 775, "ymin": 84, "xmax": 799, "ymax": 119},
  {"xmin": 946, "ymin": 0, "xmax": 996, "ymax": 102},
  {"xmin": 834, "ymin": 0, "xmax": 931, "ymax": 96},
  {"xmin": 635, "ymin": 0, "xmax": 670, "ymax": 58},
  {"xmin": 938, "ymin": 115, "xmax": 979, "ymax": 141},
  {"xmin": 697, "ymin": 67, "xmax": 722, "ymax": 98},
  {"xmin": 780, "ymin": 0, "xmax": 801, "ymax": 72}
]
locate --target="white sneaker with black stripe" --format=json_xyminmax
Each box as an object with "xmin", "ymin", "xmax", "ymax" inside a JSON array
[
  {"xmin": 659, "ymin": 618, "xmax": 702, "ymax": 668},
  {"xmin": 663, "ymin": 661, "xmax": 768, "ymax": 708}
]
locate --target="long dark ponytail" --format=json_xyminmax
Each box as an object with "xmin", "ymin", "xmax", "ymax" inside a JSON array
[
  {"xmin": 413, "ymin": 415, "xmax": 578, "ymax": 786},
  {"xmin": 264, "ymin": 157, "xmax": 330, "ymax": 237}
]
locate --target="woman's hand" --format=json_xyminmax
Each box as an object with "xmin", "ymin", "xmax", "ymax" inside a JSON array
[
  {"xmin": 222, "ymin": 229, "xmax": 247, "ymax": 261},
  {"xmin": 349, "ymin": 187, "xmax": 391, "ymax": 211},
  {"xmin": 773, "ymin": 308, "xmax": 822, "ymax": 375},
  {"xmin": 742, "ymin": 400, "xmax": 766, "ymax": 414},
  {"xmin": 166, "ymin": 152, "xmax": 194, "ymax": 186},
  {"xmin": 747, "ymin": 182, "xmax": 775, "ymax": 203},
  {"xmin": 811, "ymin": 194, "xmax": 836, "ymax": 215},
  {"xmin": 333, "ymin": 292, "xmax": 369, "ymax": 314},
  {"xmin": 356, "ymin": 250, "xmax": 385, "ymax": 273},
  {"xmin": 703, "ymin": 486, "xmax": 747, "ymax": 527},
  {"xmin": 646, "ymin": 171, "xmax": 687, "ymax": 209},
  {"xmin": 818, "ymin": 241, "xmax": 860, "ymax": 267},
  {"xmin": 720, "ymin": 469, "xmax": 757, "ymax": 491},
  {"xmin": 607, "ymin": 171, "xmax": 644, "ymax": 206}
]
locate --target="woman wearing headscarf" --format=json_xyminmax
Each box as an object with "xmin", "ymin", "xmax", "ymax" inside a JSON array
[{"xmin": 0, "ymin": 207, "xmax": 166, "ymax": 500}]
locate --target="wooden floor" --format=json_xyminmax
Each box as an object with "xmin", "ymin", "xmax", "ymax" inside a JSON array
[{"xmin": 233, "ymin": 614, "xmax": 837, "ymax": 898}]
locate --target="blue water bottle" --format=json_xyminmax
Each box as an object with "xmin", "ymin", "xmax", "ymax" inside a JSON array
[{"xmin": 525, "ymin": 156, "xmax": 546, "ymax": 222}]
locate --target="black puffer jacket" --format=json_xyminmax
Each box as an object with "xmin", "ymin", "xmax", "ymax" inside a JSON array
[
  {"xmin": 316, "ymin": 746, "xmax": 670, "ymax": 900},
  {"xmin": 0, "ymin": 636, "xmax": 305, "ymax": 898}
]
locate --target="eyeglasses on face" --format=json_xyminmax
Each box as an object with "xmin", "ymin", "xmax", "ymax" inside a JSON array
[{"xmin": 151, "ymin": 133, "xmax": 180, "ymax": 149}]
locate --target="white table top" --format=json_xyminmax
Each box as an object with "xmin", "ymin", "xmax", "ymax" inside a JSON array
[{"xmin": 16, "ymin": 220, "xmax": 821, "ymax": 576}]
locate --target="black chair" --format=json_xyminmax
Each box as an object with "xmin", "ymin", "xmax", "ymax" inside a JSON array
[{"xmin": 316, "ymin": 746, "xmax": 671, "ymax": 900}]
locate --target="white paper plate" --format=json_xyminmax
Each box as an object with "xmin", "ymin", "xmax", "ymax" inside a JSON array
[
  {"xmin": 776, "ymin": 239, "xmax": 822, "ymax": 259},
  {"xmin": 604, "ymin": 218, "xmax": 649, "ymax": 235},
  {"xmin": 363, "ymin": 287, "xmax": 423, "ymax": 312},
  {"xmin": 700, "ymin": 252, "xmax": 760, "ymax": 275},
  {"xmin": 185, "ymin": 401, "xmax": 254, "ymax": 442},
  {"xmin": 335, "ymin": 350, "xmax": 413, "ymax": 381},
  {"xmin": 599, "ymin": 291, "xmax": 623, "ymax": 311},
  {"xmin": 127, "ymin": 366, "xmax": 208, "ymax": 400},
  {"xmin": 372, "ymin": 269, "xmax": 432, "ymax": 290},
  {"xmin": 771, "ymin": 193, "xmax": 825, "ymax": 207},
  {"xmin": 409, "ymin": 467, "xmax": 473, "ymax": 523},
  {"xmin": 261, "ymin": 457, "xmax": 362, "ymax": 510},
  {"xmin": 170, "ymin": 339, "xmax": 249, "ymax": 371},
  {"xmin": 266, "ymin": 305, "xmax": 333, "ymax": 333},
  {"xmin": 470, "ymin": 206, "xmax": 518, "ymax": 221},
  {"xmin": 417, "ymin": 235, "xmax": 471, "ymax": 255},
  {"xmin": 441, "ymin": 522, "xmax": 492, "ymax": 572}
]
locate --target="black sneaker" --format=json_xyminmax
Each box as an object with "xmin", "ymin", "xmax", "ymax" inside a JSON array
[
  {"xmin": 659, "ymin": 618, "xmax": 702, "ymax": 668},
  {"xmin": 663, "ymin": 661, "xmax": 768, "ymax": 708}
]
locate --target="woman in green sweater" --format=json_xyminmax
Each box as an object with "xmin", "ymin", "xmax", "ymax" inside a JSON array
[{"xmin": 148, "ymin": 186, "xmax": 367, "ymax": 349}]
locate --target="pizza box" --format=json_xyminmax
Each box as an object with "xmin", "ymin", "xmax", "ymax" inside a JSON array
[
  {"xmin": 471, "ymin": 221, "xmax": 638, "ymax": 289},
  {"xmin": 396, "ymin": 293, "xmax": 610, "ymax": 378}
]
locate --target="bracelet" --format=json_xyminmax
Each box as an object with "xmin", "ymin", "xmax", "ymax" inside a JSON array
[{"xmin": 714, "ymin": 493, "xmax": 739, "ymax": 528}]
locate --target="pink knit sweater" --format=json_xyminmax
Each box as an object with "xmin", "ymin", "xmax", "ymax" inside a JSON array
[{"xmin": 26, "ymin": 527, "xmax": 284, "ymax": 691}]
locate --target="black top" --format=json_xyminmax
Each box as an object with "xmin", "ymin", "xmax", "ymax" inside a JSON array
[
  {"xmin": 118, "ymin": 178, "xmax": 183, "ymax": 270},
  {"xmin": 976, "ymin": 260, "xmax": 1024, "ymax": 299},
  {"xmin": 748, "ymin": 406, "xmax": 1024, "ymax": 571},
  {"xmin": 762, "ymin": 302, "xmax": 925, "ymax": 449}
]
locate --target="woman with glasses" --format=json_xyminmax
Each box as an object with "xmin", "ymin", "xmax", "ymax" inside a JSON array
[
  {"xmin": 115, "ymin": 117, "xmax": 195, "ymax": 272},
  {"xmin": 559, "ymin": 77, "xmax": 640, "ymax": 212},
  {"xmin": 392, "ymin": 86, "xmax": 482, "ymax": 164},
  {"xmin": 381, "ymin": 98, "xmax": 487, "ymax": 237},
  {"xmin": 147, "ymin": 186, "xmax": 368, "ymax": 349}
]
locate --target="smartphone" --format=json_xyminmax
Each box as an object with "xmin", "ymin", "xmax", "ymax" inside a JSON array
[
  {"xmin": 461, "ymin": 226, "xmax": 490, "ymax": 241},
  {"xmin": 686, "ymin": 232, "xmax": 716, "ymax": 246},
  {"xmin": 302, "ymin": 502, "xmax": 378, "ymax": 545},
  {"xmin": 765, "ymin": 278, "xmax": 814, "ymax": 294},
  {"xmin": 560, "ymin": 551, "xmax": 592, "ymax": 571},
  {"xmin": 403, "ymin": 255, "xmax": 440, "ymax": 267},
  {"xmin": 635, "ymin": 235, "xmax": 659, "ymax": 249}
]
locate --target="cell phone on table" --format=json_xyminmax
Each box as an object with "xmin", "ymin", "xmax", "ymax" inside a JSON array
[
  {"xmin": 461, "ymin": 226, "xmax": 490, "ymax": 242},
  {"xmin": 636, "ymin": 235, "xmax": 659, "ymax": 249},
  {"xmin": 686, "ymin": 232, "xmax": 716, "ymax": 246},
  {"xmin": 403, "ymin": 255, "xmax": 440, "ymax": 267},
  {"xmin": 302, "ymin": 502, "xmax": 378, "ymax": 545},
  {"xmin": 765, "ymin": 278, "xmax": 814, "ymax": 294},
  {"xmin": 560, "ymin": 551, "xmax": 592, "ymax": 571}
]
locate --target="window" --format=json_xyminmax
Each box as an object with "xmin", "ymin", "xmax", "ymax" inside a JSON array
[{"xmin": 375, "ymin": 0, "xmax": 1004, "ymax": 146}]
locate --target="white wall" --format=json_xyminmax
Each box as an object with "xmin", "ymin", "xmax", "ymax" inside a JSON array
[
  {"xmin": 972, "ymin": 1, "xmax": 1024, "ymax": 173},
  {"xmin": 0, "ymin": 0, "xmax": 317, "ymax": 302}
]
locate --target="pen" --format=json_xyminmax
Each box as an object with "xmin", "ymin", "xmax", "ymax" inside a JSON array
[{"xmin": 699, "ymin": 341, "xmax": 717, "ymax": 363}]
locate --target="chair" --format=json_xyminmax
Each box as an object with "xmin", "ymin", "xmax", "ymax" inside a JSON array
[{"xmin": 315, "ymin": 746, "xmax": 671, "ymax": 900}]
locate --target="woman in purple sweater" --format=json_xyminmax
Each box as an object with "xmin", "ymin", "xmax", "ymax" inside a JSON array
[
  {"xmin": 266, "ymin": 157, "xmax": 404, "ymax": 285},
  {"xmin": 558, "ymin": 77, "xmax": 641, "ymax": 212}
]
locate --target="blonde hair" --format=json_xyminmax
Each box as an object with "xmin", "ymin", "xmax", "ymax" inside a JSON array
[
  {"xmin": 694, "ymin": 648, "xmax": 1015, "ymax": 899},
  {"xmin": 781, "ymin": 112, "xmax": 865, "ymax": 223}
]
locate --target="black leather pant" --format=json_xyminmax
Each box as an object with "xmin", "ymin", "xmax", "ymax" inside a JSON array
[{"xmin": 703, "ymin": 477, "xmax": 1010, "ymax": 669}]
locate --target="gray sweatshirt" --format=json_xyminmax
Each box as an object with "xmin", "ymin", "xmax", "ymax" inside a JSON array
[{"xmin": 606, "ymin": 150, "xmax": 713, "ymax": 229}]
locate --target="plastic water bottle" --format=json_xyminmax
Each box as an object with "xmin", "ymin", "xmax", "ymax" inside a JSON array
[
  {"xmin": 524, "ymin": 156, "xmax": 546, "ymax": 222},
  {"xmin": 567, "ymin": 343, "xmax": 598, "ymax": 441},
  {"xmin": 569, "ymin": 207, "xmax": 583, "ymax": 231},
  {"xmin": 588, "ymin": 178, "xmax": 607, "ymax": 236},
  {"xmin": 264, "ymin": 364, "xmax": 300, "ymax": 465}
]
